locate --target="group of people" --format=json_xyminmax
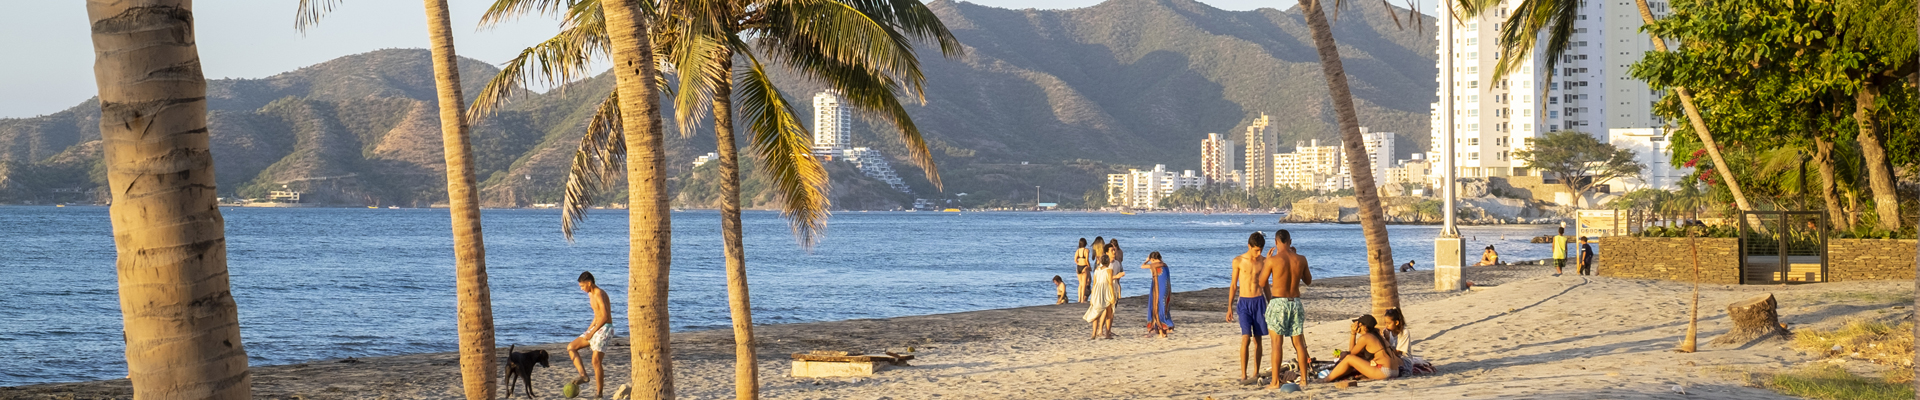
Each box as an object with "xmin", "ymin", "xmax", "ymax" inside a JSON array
[
  {"xmin": 1549, "ymin": 227, "xmax": 1596, "ymax": 276},
  {"xmin": 1058, "ymin": 236, "xmax": 1176, "ymax": 339},
  {"xmin": 1226, "ymin": 230, "xmax": 1426, "ymax": 389}
]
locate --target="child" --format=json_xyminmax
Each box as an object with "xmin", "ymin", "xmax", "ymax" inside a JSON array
[
  {"xmin": 1577, "ymin": 236, "xmax": 1595, "ymax": 275},
  {"xmin": 1053, "ymin": 275, "xmax": 1068, "ymax": 304}
]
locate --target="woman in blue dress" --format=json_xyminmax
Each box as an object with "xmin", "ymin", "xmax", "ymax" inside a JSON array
[{"xmin": 1142, "ymin": 252, "xmax": 1174, "ymax": 338}]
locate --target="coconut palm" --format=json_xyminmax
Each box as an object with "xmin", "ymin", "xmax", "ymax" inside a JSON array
[
  {"xmin": 1291, "ymin": 0, "xmax": 1400, "ymax": 316},
  {"xmin": 86, "ymin": 1, "xmax": 251, "ymax": 398},
  {"xmin": 295, "ymin": 1, "xmax": 497, "ymax": 398},
  {"xmin": 471, "ymin": 1, "xmax": 960, "ymax": 398},
  {"xmin": 1453, "ymin": 0, "xmax": 1757, "ymax": 213}
]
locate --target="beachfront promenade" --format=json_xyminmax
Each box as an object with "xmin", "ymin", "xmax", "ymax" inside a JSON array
[{"xmin": 4, "ymin": 265, "xmax": 1904, "ymax": 399}]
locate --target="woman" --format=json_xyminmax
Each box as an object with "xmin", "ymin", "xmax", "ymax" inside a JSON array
[
  {"xmin": 1141, "ymin": 252, "xmax": 1174, "ymax": 338},
  {"xmin": 1082, "ymin": 254, "xmax": 1121, "ymax": 339},
  {"xmin": 1323, "ymin": 315, "xmax": 1400, "ymax": 381},
  {"xmin": 1380, "ymin": 308, "xmax": 1431, "ymax": 375},
  {"xmin": 1074, "ymin": 238, "xmax": 1091, "ymax": 303},
  {"xmin": 1472, "ymin": 245, "xmax": 1500, "ymax": 266},
  {"xmin": 1108, "ymin": 239, "xmax": 1123, "ymax": 305}
]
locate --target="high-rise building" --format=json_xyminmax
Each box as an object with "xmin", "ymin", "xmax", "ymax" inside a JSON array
[
  {"xmin": 1429, "ymin": 1, "xmax": 1671, "ymax": 181},
  {"xmin": 1360, "ymin": 128, "xmax": 1395, "ymax": 185},
  {"xmin": 844, "ymin": 147, "xmax": 911, "ymax": 193},
  {"xmin": 812, "ymin": 90, "xmax": 852, "ymax": 158},
  {"xmin": 1106, "ymin": 165, "xmax": 1203, "ymax": 209},
  {"xmin": 1273, "ymin": 139, "xmax": 1345, "ymax": 191},
  {"xmin": 1608, "ymin": 128, "xmax": 1690, "ymax": 191},
  {"xmin": 1242, "ymin": 114, "xmax": 1274, "ymax": 191},
  {"xmin": 1200, "ymin": 133, "xmax": 1236, "ymax": 186}
]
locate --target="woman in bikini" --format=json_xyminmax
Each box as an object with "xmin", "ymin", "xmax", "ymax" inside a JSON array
[{"xmin": 1323, "ymin": 314, "xmax": 1401, "ymax": 381}]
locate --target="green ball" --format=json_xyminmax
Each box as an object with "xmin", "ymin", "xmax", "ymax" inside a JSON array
[{"xmin": 562, "ymin": 381, "xmax": 580, "ymax": 398}]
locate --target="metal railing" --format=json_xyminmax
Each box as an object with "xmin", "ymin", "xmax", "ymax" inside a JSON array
[{"xmin": 1738, "ymin": 211, "xmax": 1827, "ymax": 284}]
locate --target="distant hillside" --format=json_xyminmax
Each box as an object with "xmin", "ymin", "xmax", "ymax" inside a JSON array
[{"xmin": 0, "ymin": 0, "xmax": 1435, "ymax": 208}]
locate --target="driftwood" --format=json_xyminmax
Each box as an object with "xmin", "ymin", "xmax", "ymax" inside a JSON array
[{"xmin": 1710, "ymin": 294, "xmax": 1791, "ymax": 346}]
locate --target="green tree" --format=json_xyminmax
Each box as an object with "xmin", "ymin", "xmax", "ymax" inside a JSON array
[
  {"xmin": 297, "ymin": 2, "xmax": 498, "ymax": 397},
  {"xmin": 1512, "ymin": 131, "xmax": 1644, "ymax": 207},
  {"xmin": 87, "ymin": 1, "xmax": 252, "ymax": 397}
]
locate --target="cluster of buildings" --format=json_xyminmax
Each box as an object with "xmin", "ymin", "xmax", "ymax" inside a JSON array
[
  {"xmin": 689, "ymin": 90, "xmax": 915, "ymax": 196},
  {"xmin": 1108, "ymin": 113, "xmax": 1405, "ymax": 209}
]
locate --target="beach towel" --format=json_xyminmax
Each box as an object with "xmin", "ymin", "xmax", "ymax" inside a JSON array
[
  {"xmin": 1083, "ymin": 266, "xmax": 1114, "ymax": 322},
  {"xmin": 1147, "ymin": 261, "xmax": 1173, "ymax": 329}
]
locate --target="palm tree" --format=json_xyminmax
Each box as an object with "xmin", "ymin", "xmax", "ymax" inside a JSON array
[
  {"xmin": 86, "ymin": 1, "xmax": 251, "ymax": 398},
  {"xmin": 1292, "ymin": 0, "xmax": 1399, "ymax": 316},
  {"xmin": 472, "ymin": 1, "xmax": 961, "ymax": 398},
  {"xmin": 1454, "ymin": 0, "xmax": 1757, "ymax": 214},
  {"xmin": 295, "ymin": 1, "xmax": 497, "ymax": 398}
]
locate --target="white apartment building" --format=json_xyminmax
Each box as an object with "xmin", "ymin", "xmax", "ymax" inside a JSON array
[
  {"xmin": 1274, "ymin": 139, "xmax": 1344, "ymax": 191},
  {"xmin": 843, "ymin": 147, "xmax": 911, "ymax": 193},
  {"xmin": 1429, "ymin": 0, "xmax": 1671, "ymax": 181},
  {"xmin": 1107, "ymin": 165, "xmax": 1203, "ymax": 209},
  {"xmin": 1242, "ymin": 114, "xmax": 1274, "ymax": 191},
  {"xmin": 1361, "ymin": 129, "xmax": 1395, "ymax": 184},
  {"xmin": 812, "ymin": 90, "xmax": 852, "ymax": 158},
  {"xmin": 692, "ymin": 152, "xmax": 718, "ymax": 168},
  {"xmin": 1201, "ymin": 133, "xmax": 1237, "ymax": 186},
  {"xmin": 1608, "ymin": 128, "xmax": 1691, "ymax": 191}
]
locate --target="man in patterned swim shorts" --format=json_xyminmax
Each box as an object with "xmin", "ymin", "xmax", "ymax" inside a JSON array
[{"xmin": 1263, "ymin": 230, "xmax": 1312, "ymax": 389}]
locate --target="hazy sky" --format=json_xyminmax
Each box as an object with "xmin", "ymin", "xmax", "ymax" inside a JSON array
[{"xmin": 0, "ymin": 0, "xmax": 1285, "ymax": 119}]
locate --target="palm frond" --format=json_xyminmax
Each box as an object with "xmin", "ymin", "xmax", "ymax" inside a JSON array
[
  {"xmin": 1491, "ymin": 0, "xmax": 1578, "ymax": 84},
  {"xmin": 736, "ymin": 52, "xmax": 831, "ymax": 246},
  {"xmin": 294, "ymin": 0, "xmax": 345, "ymax": 32},
  {"xmin": 666, "ymin": 26, "xmax": 732, "ymax": 137},
  {"xmin": 772, "ymin": 39, "xmax": 943, "ymax": 189},
  {"xmin": 468, "ymin": 20, "xmax": 611, "ymax": 123},
  {"xmin": 561, "ymin": 91, "xmax": 626, "ymax": 241},
  {"xmin": 479, "ymin": 0, "xmax": 580, "ymax": 27},
  {"xmin": 761, "ymin": 0, "xmax": 926, "ymax": 100},
  {"xmin": 839, "ymin": 0, "xmax": 966, "ymax": 58}
]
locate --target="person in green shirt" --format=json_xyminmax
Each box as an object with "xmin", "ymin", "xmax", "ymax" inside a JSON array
[{"xmin": 1551, "ymin": 227, "xmax": 1569, "ymax": 276}]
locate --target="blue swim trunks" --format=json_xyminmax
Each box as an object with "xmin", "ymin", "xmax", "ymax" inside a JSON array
[{"xmin": 1236, "ymin": 296, "xmax": 1269, "ymax": 336}]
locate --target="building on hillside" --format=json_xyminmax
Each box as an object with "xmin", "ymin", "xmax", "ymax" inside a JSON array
[
  {"xmin": 812, "ymin": 90, "xmax": 852, "ymax": 159},
  {"xmin": 843, "ymin": 147, "xmax": 911, "ymax": 193},
  {"xmin": 1273, "ymin": 139, "xmax": 1345, "ymax": 191},
  {"xmin": 1242, "ymin": 114, "xmax": 1274, "ymax": 191},
  {"xmin": 1386, "ymin": 154, "xmax": 1432, "ymax": 191},
  {"xmin": 1428, "ymin": 0, "xmax": 1673, "ymax": 180},
  {"xmin": 1106, "ymin": 164, "xmax": 1203, "ymax": 209},
  {"xmin": 1201, "ymin": 133, "xmax": 1236, "ymax": 186},
  {"xmin": 1607, "ymin": 128, "xmax": 1691, "ymax": 191},
  {"xmin": 1360, "ymin": 128, "xmax": 1395, "ymax": 184},
  {"xmin": 693, "ymin": 152, "xmax": 718, "ymax": 168}
]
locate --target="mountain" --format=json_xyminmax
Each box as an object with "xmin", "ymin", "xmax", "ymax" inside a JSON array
[{"xmin": 0, "ymin": 0, "xmax": 1435, "ymax": 209}]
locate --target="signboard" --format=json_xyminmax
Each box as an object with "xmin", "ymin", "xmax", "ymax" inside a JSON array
[{"xmin": 1576, "ymin": 209, "xmax": 1621, "ymax": 238}]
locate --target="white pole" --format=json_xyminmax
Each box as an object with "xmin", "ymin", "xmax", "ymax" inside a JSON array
[{"xmin": 1441, "ymin": 3, "xmax": 1459, "ymax": 238}]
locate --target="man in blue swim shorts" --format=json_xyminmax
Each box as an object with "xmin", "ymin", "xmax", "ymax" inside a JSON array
[{"xmin": 1227, "ymin": 231, "xmax": 1269, "ymax": 384}]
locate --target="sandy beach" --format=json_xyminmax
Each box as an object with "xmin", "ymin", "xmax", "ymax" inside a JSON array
[{"xmin": 5, "ymin": 264, "xmax": 1908, "ymax": 399}]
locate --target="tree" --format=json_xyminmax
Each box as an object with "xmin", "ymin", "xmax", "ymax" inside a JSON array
[
  {"xmin": 295, "ymin": 2, "xmax": 497, "ymax": 398},
  {"xmin": 86, "ymin": 1, "xmax": 251, "ymax": 398},
  {"xmin": 1455, "ymin": 0, "xmax": 1760, "ymax": 214},
  {"xmin": 471, "ymin": 1, "xmax": 960, "ymax": 398},
  {"xmin": 1293, "ymin": 0, "xmax": 1400, "ymax": 319},
  {"xmin": 1513, "ymin": 131, "xmax": 1645, "ymax": 207}
]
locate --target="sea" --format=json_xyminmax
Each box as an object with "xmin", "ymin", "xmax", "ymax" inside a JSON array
[{"xmin": 0, "ymin": 206, "xmax": 1562, "ymax": 386}]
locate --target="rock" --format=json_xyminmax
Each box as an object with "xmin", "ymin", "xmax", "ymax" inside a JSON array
[{"xmin": 612, "ymin": 384, "xmax": 632, "ymax": 400}]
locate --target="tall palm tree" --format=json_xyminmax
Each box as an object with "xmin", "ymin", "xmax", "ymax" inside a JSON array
[
  {"xmin": 1292, "ymin": 0, "xmax": 1399, "ymax": 316},
  {"xmin": 472, "ymin": 1, "xmax": 961, "ymax": 398},
  {"xmin": 86, "ymin": 1, "xmax": 251, "ymax": 398},
  {"xmin": 1454, "ymin": 0, "xmax": 1758, "ymax": 213},
  {"xmin": 295, "ymin": 1, "xmax": 496, "ymax": 398}
]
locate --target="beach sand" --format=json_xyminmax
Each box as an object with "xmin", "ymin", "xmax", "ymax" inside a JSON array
[{"xmin": 5, "ymin": 264, "xmax": 1908, "ymax": 399}]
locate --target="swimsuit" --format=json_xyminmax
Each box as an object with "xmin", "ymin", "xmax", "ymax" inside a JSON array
[
  {"xmin": 1235, "ymin": 296, "xmax": 1269, "ymax": 336},
  {"xmin": 1148, "ymin": 266, "xmax": 1173, "ymax": 329},
  {"xmin": 585, "ymin": 323, "xmax": 613, "ymax": 352},
  {"xmin": 1265, "ymin": 297, "xmax": 1306, "ymax": 337}
]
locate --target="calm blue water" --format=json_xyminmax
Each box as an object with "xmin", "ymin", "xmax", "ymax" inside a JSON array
[{"xmin": 0, "ymin": 206, "xmax": 1557, "ymax": 386}]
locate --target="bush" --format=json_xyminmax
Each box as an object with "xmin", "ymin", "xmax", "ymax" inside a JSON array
[{"xmin": 1633, "ymin": 225, "xmax": 1738, "ymax": 238}]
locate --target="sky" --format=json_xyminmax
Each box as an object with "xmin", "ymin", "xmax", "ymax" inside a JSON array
[{"xmin": 0, "ymin": 0, "xmax": 1285, "ymax": 119}]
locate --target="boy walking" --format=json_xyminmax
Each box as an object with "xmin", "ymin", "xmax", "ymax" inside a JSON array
[
  {"xmin": 569, "ymin": 271, "xmax": 613, "ymax": 398},
  {"xmin": 1551, "ymin": 227, "xmax": 1569, "ymax": 276},
  {"xmin": 1577, "ymin": 237, "xmax": 1595, "ymax": 275}
]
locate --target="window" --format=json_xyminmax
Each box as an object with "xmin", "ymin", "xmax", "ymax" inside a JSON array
[
  {"xmin": 1468, "ymin": 80, "xmax": 1479, "ymax": 88},
  {"xmin": 1522, "ymin": 109, "xmax": 1532, "ymax": 117},
  {"xmin": 1523, "ymin": 81, "xmax": 1532, "ymax": 89},
  {"xmin": 1496, "ymin": 137, "xmax": 1506, "ymax": 146},
  {"xmin": 1468, "ymin": 95, "xmax": 1480, "ymax": 102},
  {"xmin": 1522, "ymin": 95, "xmax": 1531, "ymax": 103},
  {"xmin": 1549, "ymin": 124, "xmax": 1559, "ymax": 131},
  {"xmin": 1494, "ymin": 109, "xmax": 1503, "ymax": 117},
  {"xmin": 1468, "ymin": 138, "xmax": 1480, "ymax": 145},
  {"xmin": 1549, "ymin": 111, "xmax": 1559, "ymax": 118},
  {"xmin": 1469, "ymin": 124, "xmax": 1480, "ymax": 132},
  {"xmin": 1468, "ymin": 52, "xmax": 1478, "ymax": 59},
  {"xmin": 1468, "ymin": 22, "xmax": 1479, "ymax": 30},
  {"xmin": 1468, "ymin": 109, "xmax": 1480, "ymax": 117},
  {"xmin": 1549, "ymin": 97, "xmax": 1558, "ymax": 105},
  {"xmin": 1469, "ymin": 152, "xmax": 1481, "ymax": 161},
  {"xmin": 1467, "ymin": 37, "xmax": 1478, "ymax": 46},
  {"xmin": 1468, "ymin": 66, "xmax": 1479, "ymax": 74}
]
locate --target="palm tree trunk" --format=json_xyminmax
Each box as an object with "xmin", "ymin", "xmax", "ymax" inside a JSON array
[
  {"xmin": 85, "ymin": 1, "xmax": 251, "ymax": 398},
  {"xmin": 1296, "ymin": 0, "xmax": 1398, "ymax": 316},
  {"xmin": 602, "ymin": 0, "xmax": 674, "ymax": 397},
  {"xmin": 1632, "ymin": 0, "xmax": 1754, "ymax": 213},
  {"xmin": 1852, "ymin": 83, "xmax": 1901, "ymax": 231},
  {"xmin": 1678, "ymin": 229, "xmax": 1699, "ymax": 352},
  {"xmin": 421, "ymin": 1, "xmax": 497, "ymax": 398},
  {"xmin": 711, "ymin": 54, "xmax": 761, "ymax": 400},
  {"xmin": 1812, "ymin": 135, "xmax": 1850, "ymax": 232}
]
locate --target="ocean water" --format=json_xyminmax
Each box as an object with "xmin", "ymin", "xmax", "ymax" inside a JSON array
[{"xmin": 0, "ymin": 206, "xmax": 1560, "ymax": 386}]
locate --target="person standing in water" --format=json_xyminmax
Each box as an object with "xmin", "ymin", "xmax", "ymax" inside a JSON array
[
  {"xmin": 1263, "ymin": 230, "xmax": 1312, "ymax": 389},
  {"xmin": 1074, "ymin": 238, "xmax": 1091, "ymax": 303}
]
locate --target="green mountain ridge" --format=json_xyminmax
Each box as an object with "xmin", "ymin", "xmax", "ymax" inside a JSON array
[{"xmin": 0, "ymin": 0, "xmax": 1435, "ymax": 209}]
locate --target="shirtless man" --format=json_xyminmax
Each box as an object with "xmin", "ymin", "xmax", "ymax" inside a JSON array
[
  {"xmin": 1226, "ymin": 232, "xmax": 1269, "ymax": 385},
  {"xmin": 570, "ymin": 271, "xmax": 614, "ymax": 398},
  {"xmin": 1262, "ymin": 230, "xmax": 1312, "ymax": 389}
]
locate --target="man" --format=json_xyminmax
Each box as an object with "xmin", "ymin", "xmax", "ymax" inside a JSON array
[
  {"xmin": 1577, "ymin": 236, "xmax": 1595, "ymax": 276},
  {"xmin": 1399, "ymin": 260, "xmax": 1416, "ymax": 272},
  {"xmin": 1262, "ymin": 230, "xmax": 1312, "ymax": 389},
  {"xmin": 1551, "ymin": 227, "xmax": 1569, "ymax": 276},
  {"xmin": 1226, "ymin": 232, "xmax": 1268, "ymax": 385},
  {"xmin": 569, "ymin": 271, "xmax": 613, "ymax": 398}
]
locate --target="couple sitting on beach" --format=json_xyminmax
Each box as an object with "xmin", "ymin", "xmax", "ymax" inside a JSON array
[{"xmin": 1320, "ymin": 309, "xmax": 1428, "ymax": 381}]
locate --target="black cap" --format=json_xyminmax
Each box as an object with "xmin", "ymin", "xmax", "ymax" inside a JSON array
[{"xmin": 1354, "ymin": 314, "xmax": 1377, "ymax": 329}]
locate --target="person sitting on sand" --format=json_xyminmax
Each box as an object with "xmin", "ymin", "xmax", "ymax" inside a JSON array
[
  {"xmin": 1472, "ymin": 245, "xmax": 1499, "ymax": 266},
  {"xmin": 1226, "ymin": 232, "xmax": 1268, "ymax": 384},
  {"xmin": 1323, "ymin": 315, "xmax": 1400, "ymax": 382},
  {"xmin": 1141, "ymin": 252, "xmax": 1173, "ymax": 338},
  {"xmin": 1380, "ymin": 308, "xmax": 1432, "ymax": 375},
  {"xmin": 1399, "ymin": 260, "xmax": 1416, "ymax": 272},
  {"xmin": 1083, "ymin": 254, "xmax": 1123, "ymax": 339},
  {"xmin": 1074, "ymin": 238, "xmax": 1091, "ymax": 303},
  {"xmin": 570, "ymin": 271, "xmax": 614, "ymax": 398},
  {"xmin": 1053, "ymin": 275, "xmax": 1068, "ymax": 304}
]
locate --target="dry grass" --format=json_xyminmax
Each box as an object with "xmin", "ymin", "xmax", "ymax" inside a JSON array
[
  {"xmin": 1767, "ymin": 364, "xmax": 1915, "ymax": 400},
  {"xmin": 1790, "ymin": 319, "xmax": 1914, "ymax": 384}
]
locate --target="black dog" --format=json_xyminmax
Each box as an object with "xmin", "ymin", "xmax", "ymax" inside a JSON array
[{"xmin": 504, "ymin": 345, "xmax": 550, "ymax": 399}]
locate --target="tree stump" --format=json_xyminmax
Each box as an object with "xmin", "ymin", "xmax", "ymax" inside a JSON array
[{"xmin": 1709, "ymin": 294, "xmax": 1790, "ymax": 347}]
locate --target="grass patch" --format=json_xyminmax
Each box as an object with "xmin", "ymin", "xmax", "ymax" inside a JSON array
[
  {"xmin": 1818, "ymin": 291, "xmax": 1915, "ymax": 304},
  {"xmin": 1792, "ymin": 320, "xmax": 1914, "ymax": 377},
  {"xmin": 1767, "ymin": 365, "xmax": 1914, "ymax": 400}
]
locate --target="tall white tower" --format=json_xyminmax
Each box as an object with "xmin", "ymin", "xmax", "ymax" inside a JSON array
[
  {"xmin": 1242, "ymin": 114, "xmax": 1273, "ymax": 191},
  {"xmin": 1200, "ymin": 133, "xmax": 1236, "ymax": 186},
  {"xmin": 812, "ymin": 90, "xmax": 852, "ymax": 158}
]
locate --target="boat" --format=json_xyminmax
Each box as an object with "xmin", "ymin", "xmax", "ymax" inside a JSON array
[
  {"xmin": 942, "ymin": 208, "xmax": 961, "ymax": 212},
  {"xmin": 387, "ymin": 206, "xmax": 400, "ymax": 209},
  {"xmin": 1119, "ymin": 211, "xmax": 1136, "ymax": 215}
]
